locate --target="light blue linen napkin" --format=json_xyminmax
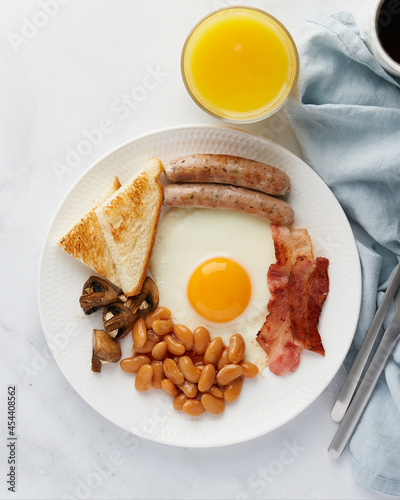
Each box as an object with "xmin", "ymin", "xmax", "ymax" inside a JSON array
[{"xmin": 286, "ymin": 10, "xmax": 400, "ymax": 497}]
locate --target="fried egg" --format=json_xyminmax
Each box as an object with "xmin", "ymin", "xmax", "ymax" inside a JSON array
[{"xmin": 149, "ymin": 208, "xmax": 275, "ymax": 371}]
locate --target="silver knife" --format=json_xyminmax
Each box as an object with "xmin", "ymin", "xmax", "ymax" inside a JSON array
[
  {"xmin": 328, "ymin": 284, "xmax": 400, "ymax": 458},
  {"xmin": 330, "ymin": 261, "xmax": 400, "ymax": 422}
]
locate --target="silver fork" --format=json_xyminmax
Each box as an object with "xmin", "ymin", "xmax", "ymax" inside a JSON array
[
  {"xmin": 331, "ymin": 261, "xmax": 400, "ymax": 422},
  {"xmin": 328, "ymin": 284, "xmax": 400, "ymax": 458}
]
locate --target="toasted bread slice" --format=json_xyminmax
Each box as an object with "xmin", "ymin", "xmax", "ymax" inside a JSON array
[
  {"xmin": 58, "ymin": 176, "xmax": 122, "ymax": 287},
  {"xmin": 95, "ymin": 158, "xmax": 164, "ymax": 297}
]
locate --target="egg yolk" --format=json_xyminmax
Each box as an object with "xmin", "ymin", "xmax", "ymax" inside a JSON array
[{"xmin": 187, "ymin": 257, "xmax": 251, "ymax": 323}]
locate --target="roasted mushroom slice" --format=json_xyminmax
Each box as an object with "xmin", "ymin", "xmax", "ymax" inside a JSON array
[
  {"xmin": 103, "ymin": 301, "xmax": 139, "ymax": 340},
  {"xmin": 79, "ymin": 276, "xmax": 122, "ymax": 315},
  {"xmin": 125, "ymin": 276, "xmax": 159, "ymax": 313},
  {"xmin": 91, "ymin": 329, "xmax": 122, "ymax": 373}
]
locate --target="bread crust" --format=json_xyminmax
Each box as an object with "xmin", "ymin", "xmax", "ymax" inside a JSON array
[{"xmin": 130, "ymin": 177, "xmax": 163, "ymax": 296}]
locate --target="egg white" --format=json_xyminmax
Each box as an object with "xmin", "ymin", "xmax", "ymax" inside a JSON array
[{"xmin": 149, "ymin": 208, "xmax": 275, "ymax": 371}]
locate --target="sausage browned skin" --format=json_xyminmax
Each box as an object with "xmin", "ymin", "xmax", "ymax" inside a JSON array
[
  {"xmin": 164, "ymin": 154, "xmax": 291, "ymax": 196},
  {"xmin": 163, "ymin": 183, "xmax": 294, "ymax": 227}
]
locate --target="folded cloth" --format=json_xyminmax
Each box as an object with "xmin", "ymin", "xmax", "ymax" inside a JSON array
[{"xmin": 287, "ymin": 10, "xmax": 400, "ymax": 497}]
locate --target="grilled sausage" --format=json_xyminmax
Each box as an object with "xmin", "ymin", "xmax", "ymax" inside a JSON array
[
  {"xmin": 163, "ymin": 183, "xmax": 294, "ymax": 226},
  {"xmin": 164, "ymin": 154, "xmax": 291, "ymax": 196}
]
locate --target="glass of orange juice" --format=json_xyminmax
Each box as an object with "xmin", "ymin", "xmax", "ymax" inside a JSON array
[{"xmin": 181, "ymin": 6, "xmax": 299, "ymax": 123}]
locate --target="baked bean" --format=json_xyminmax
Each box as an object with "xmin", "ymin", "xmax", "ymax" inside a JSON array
[
  {"xmin": 148, "ymin": 330, "xmax": 160, "ymax": 342},
  {"xmin": 178, "ymin": 356, "xmax": 201, "ymax": 383},
  {"xmin": 133, "ymin": 330, "xmax": 160, "ymax": 354},
  {"xmin": 193, "ymin": 326, "xmax": 210, "ymax": 355},
  {"xmin": 173, "ymin": 393, "xmax": 188, "ymax": 411},
  {"xmin": 178, "ymin": 380, "xmax": 198, "ymax": 399},
  {"xmin": 135, "ymin": 364, "xmax": 153, "ymax": 392},
  {"xmin": 207, "ymin": 385, "xmax": 224, "ymax": 399},
  {"xmin": 163, "ymin": 358, "xmax": 184, "ymax": 385},
  {"xmin": 223, "ymin": 377, "xmax": 243, "ymax": 403},
  {"xmin": 145, "ymin": 307, "xmax": 171, "ymax": 329},
  {"xmin": 132, "ymin": 318, "xmax": 148, "ymax": 348},
  {"xmin": 151, "ymin": 360, "xmax": 164, "ymax": 389},
  {"xmin": 151, "ymin": 340, "xmax": 168, "ymax": 361},
  {"xmin": 203, "ymin": 337, "xmax": 224, "ymax": 365},
  {"xmin": 240, "ymin": 361, "xmax": 259, "ymax": 378},
  {"xmin": 173, "ymin": 324, "xmax": 194, "ymax": 351},
  {"xmin": 216, "ymin": 364, "xmax": 243, "ymax": 386},
  {"xmin": 201, "ymin": 393, "xmax": 225, "ymax": 415},
  {"xmin": 197, "ymin": 364, "xmax": 216, "ymax": 393},
  {"xmin": 183, "ymin": 399, "xmax": 206, "ymax": 417},
  {"xmin": 165, "ymin": 334, "xmax": 186, "ymax": 356},
  {"xmin": 161, "ymin": 378, "xmax": 179, "ymax": 397},
  {"xmin": 152, "ymin": 319, "xmax": 174, "ymax": 336},
  {"xmin": 228, "ymin": 334, "xmax": 245, "ymax": 364},
  {"xmin": 120, "ymin": 355, "xmax": 150, "ymax": 373},
  {"xmin": 217, "ymin": 348, "xmax": 229, "ymax": 371}
]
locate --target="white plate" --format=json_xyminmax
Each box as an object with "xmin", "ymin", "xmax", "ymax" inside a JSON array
[{"xmin": 38, "ymin": 124, "xmax": 361, "ymax": 447}]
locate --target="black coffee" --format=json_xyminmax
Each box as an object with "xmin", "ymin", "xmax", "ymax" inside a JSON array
[{"xmin": 377, "ymin": 0, "xmax": 400, "ymax": 64}]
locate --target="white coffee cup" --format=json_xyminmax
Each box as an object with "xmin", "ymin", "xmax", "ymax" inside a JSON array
[{"xmin": 367, "ymin": 0, "xmax": 400, "ymax": 76}]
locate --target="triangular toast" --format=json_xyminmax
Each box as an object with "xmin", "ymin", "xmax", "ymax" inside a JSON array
[{"xmin": 95, "ymin": 158, "xmax": 164, "ymax": 297}]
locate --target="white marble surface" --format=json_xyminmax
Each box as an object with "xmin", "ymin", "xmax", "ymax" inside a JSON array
[{"xmin": 0, "ymin": 1, "xmax": 391, "ymax": 499}]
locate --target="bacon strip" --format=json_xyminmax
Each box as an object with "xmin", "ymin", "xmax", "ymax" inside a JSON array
[
  {"xmin": 304, "ymin": 257, "xmax": 329, "ymax": 353},
  {"xmin": 257, "ymin": 225, "xmax": 329, "ymax": 375},
  {"xmin": 289, "ymin": 256, "xmax": 328, "ymax": 355},
  {"xmin": 256, "ymin": 286, "xmax": 302, "ymax": 376},
  {"xmin": 267, "ymin": 225, "xmax": 313, "ymax": 303}
]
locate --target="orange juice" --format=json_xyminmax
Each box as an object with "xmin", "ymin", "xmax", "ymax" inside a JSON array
[{"xmin": 181, "ymin": 7, "xmax": 299, "ymax": 123}]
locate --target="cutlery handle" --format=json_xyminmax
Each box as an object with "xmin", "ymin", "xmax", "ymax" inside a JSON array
[
  {"xmin": 328, "ymin": 324, "xmax": 399, "ymax": 458},
  {"xmin": 330, "ymin": 262, "xmax": 400, "ymax": 422}
]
